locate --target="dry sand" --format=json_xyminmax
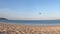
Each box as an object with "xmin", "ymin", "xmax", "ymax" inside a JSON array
[{"xmin": 0, "ymin": 22, "xmax": 60, "ymax": 34}]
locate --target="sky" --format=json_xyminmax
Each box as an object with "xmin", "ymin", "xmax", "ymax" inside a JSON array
[{"xmin": 0, "ymin": 0, "xmax": 60, "ymax": 20}]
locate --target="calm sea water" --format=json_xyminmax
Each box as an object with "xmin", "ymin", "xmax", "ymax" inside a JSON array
[{"xmin": 0, "ymin": 20, "xmax": 60, "ymax": 25}]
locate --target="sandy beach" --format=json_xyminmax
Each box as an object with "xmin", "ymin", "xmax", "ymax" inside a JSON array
[{"xmin": 0, "ymin": 22, "xmax": 60, "ymax": 34}]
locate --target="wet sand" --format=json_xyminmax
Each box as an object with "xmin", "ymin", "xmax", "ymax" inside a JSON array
[{"xmin": 0, "ymin": 22, "xmax": 60, "ymax": 34}]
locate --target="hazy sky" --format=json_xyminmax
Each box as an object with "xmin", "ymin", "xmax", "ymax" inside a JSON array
[{"xmin": 0, "ymin": 0, "xmax": 60, "ymax": 20}]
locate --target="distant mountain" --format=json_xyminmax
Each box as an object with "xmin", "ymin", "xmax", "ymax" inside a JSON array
[{"xmin": 0, "ymin": 18, "xmax": 8, "ymax": 20}]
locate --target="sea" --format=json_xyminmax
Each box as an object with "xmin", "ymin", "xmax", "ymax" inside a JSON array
[{"xmin": 0, "ymin": 20, "xmax": 60, "ymax": 26}]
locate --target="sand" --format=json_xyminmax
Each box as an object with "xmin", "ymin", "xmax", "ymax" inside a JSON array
[{"xmin": 0, "ymin": 22, "xmax": 60, "ymax": 34}]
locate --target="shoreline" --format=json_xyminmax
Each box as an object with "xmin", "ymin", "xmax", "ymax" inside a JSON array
[{"xmin": 0, "ymin": 22, "xmax": 60, "ymax": 26}]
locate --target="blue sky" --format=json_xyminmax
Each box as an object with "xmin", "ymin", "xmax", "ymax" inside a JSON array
[{"xmin": 0, "ymin": 0, "xmax": 60, "ymax": 20}]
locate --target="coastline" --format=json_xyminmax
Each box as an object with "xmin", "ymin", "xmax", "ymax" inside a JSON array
[{"xmin": 0, "ymin": 22, "xmax": 60, "ymax": 26}]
